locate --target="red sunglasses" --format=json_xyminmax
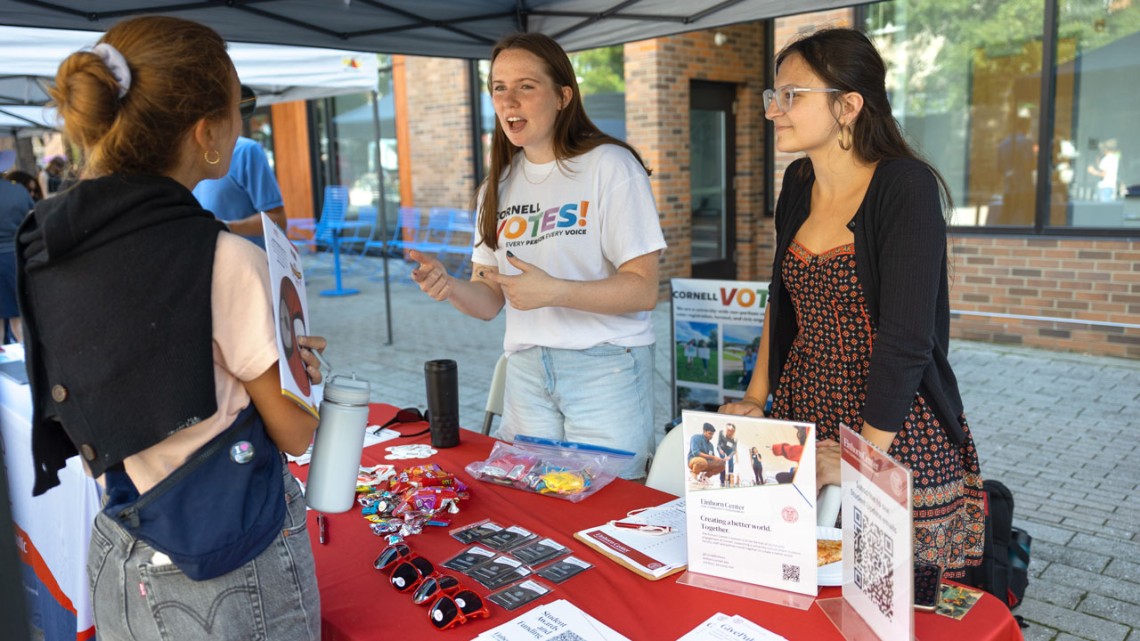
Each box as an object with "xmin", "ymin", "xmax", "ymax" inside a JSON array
[
  {"xmin": 412, "ymin": 573, "xmax": 462, "ymax": 605},
  {"xmin": 429, "ymin": 589, "xmax": 490, "ymax": 630},
  {"xmin": 391, "ymin": 556, "xmax": 435, "ymax": 592}
]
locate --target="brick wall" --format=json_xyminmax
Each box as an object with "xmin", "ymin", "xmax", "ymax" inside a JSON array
[
  {"xmin": 403, "ymin": 56, "xmax": 477, "ymax": 210},
  {"xmin": 949, "ymin": 237, "xmax": 1140, "ymax": 358},
  {"xmin": 624, "ymin": 23, "xmax": 771, "ymax": 293}
]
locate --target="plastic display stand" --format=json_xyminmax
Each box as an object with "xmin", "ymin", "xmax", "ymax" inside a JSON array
[{"xmin": 676, "ymin": 570, "xmax": 816, "ymax": 611}]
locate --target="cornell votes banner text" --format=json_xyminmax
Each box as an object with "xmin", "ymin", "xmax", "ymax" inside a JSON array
[{"xmin": 670, "ymin": 278, "xmax": 769, "ymax": 417}]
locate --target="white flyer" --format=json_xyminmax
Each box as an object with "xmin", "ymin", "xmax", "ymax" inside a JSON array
[
  {"xmin": 682, "ymin": 410, "xmax": 818, "ymax": 596},
  {"xmin": 473, "ymin": 598, "xmax": 630, "ymax": 641},
  {"xmin": 839, "ymin": 423, "xmax": 914, "ymax": 640},
  {"xmin": 262, "ymin": 212, "xmax": 318, "ymax": 418}
]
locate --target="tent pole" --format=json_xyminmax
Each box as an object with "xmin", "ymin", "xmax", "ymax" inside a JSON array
[{"xmin": 371, "ymin": 89, "xmax": 393, "ymax": 346}]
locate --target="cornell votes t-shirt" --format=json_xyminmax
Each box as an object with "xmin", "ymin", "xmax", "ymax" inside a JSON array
[{"xmin": 472, "ymin": 144, "xmax": 666, "ymax": 353}]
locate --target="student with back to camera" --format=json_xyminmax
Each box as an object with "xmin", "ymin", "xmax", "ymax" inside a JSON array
[
  {"xmin": 407, "ymin": 33, "xmax": 666, "ymax": 480},
  {"xmin": 18, "ymin": 16, "xmax": 327, "ymax": 639},
  {"xmin": 719, "ymin": 27, "xmax": 984, "ymax": 580}
]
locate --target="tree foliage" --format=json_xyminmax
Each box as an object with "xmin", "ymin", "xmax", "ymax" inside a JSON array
[{"xmin": 568, "ymin": 45, "xmax": 624, "ymax": 95}]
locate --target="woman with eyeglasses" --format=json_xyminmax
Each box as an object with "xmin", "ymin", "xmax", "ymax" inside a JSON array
[
  {"xmin": 19, "ymin": 16, "xmax": 324, "ymax": 639},
  {"xmin": 408, "ymin": 33, "xmax": 665, "ymax": 480},
  {"xmin": 719, "ymin": 28, "xmax": 984, "ymax": 580}
]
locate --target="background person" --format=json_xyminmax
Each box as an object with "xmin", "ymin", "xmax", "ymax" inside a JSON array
[
  {"xmin": 719, "ymin": 27, "xmax": 985, "ymax": 580},
  {"xmin": 5, "ymin": 169, "xmax": 45, "ymax": 202},
  {"xmin": 1088, "ymin": 138, "xmax": 1121, "ymax": 202},
  {"xmin": 0, "ymin": 165, "xmax": 33, "ymax": 342},
  {"xmin": 39, "ymin": 155, "xmax": 69, "ymax": 197},
  {"xmin": 193, "ymin": 86, "xmax": 286, "ymax": 249},
  {"xmin": 750, "ymin": 446, "xmax": 764, "ymax": 485},
  {"xmin": 19, "ymin": 16, "xmax": 325, "ymax": 639},
  {"xmin": 408, "ymin": 32, "xmax": 666, "ymax": 479}
]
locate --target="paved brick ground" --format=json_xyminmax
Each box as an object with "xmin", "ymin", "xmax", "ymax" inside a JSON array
[{"xmin": 308, "ymin": 255, "xmax": 1140, "ymax": 640}]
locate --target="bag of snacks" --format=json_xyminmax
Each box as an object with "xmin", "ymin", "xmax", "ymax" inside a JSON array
[{"xmin": 465, "ymin": 435, "xmax": 633, "ymax": 503}]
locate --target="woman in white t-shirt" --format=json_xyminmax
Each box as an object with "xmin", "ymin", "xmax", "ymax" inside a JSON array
[{"xmin": 409, "ymin": 32, "xmax": 666, "ymax": 479}]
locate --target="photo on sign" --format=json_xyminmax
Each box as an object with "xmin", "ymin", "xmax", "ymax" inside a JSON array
[
  {"xmin": 684, "ymin": 416, "xmax": 809, "ymax": 491},
  {"xmin": 676, "ymin": 385, "xmax": 721, "ymax": 413},
  {"xmin": 721, "ymin": 323, "xmax": 762, "ymax": 392},
  {"xmin": 674, "ymin": 320, "xmax": 718, "ymax": 385}
]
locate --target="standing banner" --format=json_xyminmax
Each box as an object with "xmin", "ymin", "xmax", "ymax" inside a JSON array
[
  {"xmin": 263, "ymin": 213, "xmax": 319, "ymax": 418},
  {"xmin": 669, "ymin": 279, "xmax": 769, "ymax": 418},
  {"xmin": 681, "ymin": 410, "xmax": 818, "ymax": 597},
  {"xmin": 821, "ymin": 423, "xmax": 915, "ymax": 640}
]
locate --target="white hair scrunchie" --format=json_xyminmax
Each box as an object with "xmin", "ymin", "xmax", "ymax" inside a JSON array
[{"xmin": 92, "ymin": 43, "xmax": 131, "ymax": 98}]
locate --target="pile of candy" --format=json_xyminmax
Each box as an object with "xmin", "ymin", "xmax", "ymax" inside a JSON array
[{"xmin": 356, "ymin": 463, "xmax": 471, "ymax": 537}]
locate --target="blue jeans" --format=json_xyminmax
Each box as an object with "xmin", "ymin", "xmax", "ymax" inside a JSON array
[
  {"xmin": 87, "ymin": 464, "xmax": 320, "ymax": 641},
  {"xmin": 498, "ymin": 344, "xmax": 655, "ymax": 479}
]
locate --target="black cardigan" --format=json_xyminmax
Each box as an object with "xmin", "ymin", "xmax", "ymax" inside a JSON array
[
  {"xmin": 17, "ymin": 175, "xmax": 224, "ymax": 495},
  {"xmin": 768, "ymin": 157, "xmax": 966, "ymax": 443}
]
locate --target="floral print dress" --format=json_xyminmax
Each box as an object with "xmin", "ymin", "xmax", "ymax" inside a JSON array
[{"xmin": 770, "ymin": 239, "xmax": 985, "ymax": 579}]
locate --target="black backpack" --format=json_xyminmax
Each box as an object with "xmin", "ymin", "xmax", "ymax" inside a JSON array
[{"xmin": 965, "ymin": 479, "xmax": 1031, "ymax": 614}]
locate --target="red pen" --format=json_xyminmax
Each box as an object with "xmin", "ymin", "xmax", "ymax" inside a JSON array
[
  {"xmin": 318, "ymin": 513, "xmax": 328, "ymax": 544},
  {"xmin": 610, "ymin": 520, "xmax": 672, "ymax": 534}
]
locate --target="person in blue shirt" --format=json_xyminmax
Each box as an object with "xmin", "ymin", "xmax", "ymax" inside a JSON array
[
  {"xmin": 193, "ymin": 128, "xmax": 286, "ymax": 248},
  {"xmin": 717, "ymin": 423, "xmax": 738, "ymax": 486},
  {"xmin": 1, "ymin": 160, "xmax": 34, "ymax": 342},
  {"xmin": 687, "ymin": 423, "xmax": 724, "ymax": 482}
]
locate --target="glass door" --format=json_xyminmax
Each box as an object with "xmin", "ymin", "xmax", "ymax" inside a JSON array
[{"xmin": 690, "ymin": 80, "xmax": 737, "ymax": 279}]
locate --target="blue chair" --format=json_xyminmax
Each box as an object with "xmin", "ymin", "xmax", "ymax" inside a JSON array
[
  {"xmin": 291, "ymin": 185, "xmax": 349, "ymax": 256},
  {"xmin": 440, "ymin": 209, "xmax": 475, "ymax": 279},
  {"xmin": 343, "ymin": 205, "xmax": 377, "ymax": 256},
  {"xmin": 414, "ymin": 207, "xmax": 455, "ymax": 254},
  {"xmin": 380, "ymin": 206, "xmax": 422, "ymax": 257}
]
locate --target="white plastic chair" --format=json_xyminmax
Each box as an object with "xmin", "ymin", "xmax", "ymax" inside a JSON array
[
  {"xmin": 645, "ymin": 426, "xmax": 685, "ymax": 496},
  {"xmin": 481, "ymin": 353, "xmax": 508, "ymax": 435}
]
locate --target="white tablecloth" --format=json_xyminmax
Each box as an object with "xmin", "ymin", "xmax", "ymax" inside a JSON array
[{"xmin": 1, "ymin": 343, "xmax": 99, "ymax": 641}]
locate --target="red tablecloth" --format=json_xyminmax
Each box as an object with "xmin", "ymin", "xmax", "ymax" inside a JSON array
[{"xmin": 292, "ymin": 405, "xmax": 1023, "ymax": 641}]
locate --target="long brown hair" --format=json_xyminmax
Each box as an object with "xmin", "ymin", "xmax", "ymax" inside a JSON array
[
  {"xmin": 477, "ymin": 32, "xmax": 649, "ymax": 250},
  {"xmin": 49, "ymin": 16, "xmax": 235, "ymax": 178},
  {"xmin": 777, "ymin": 28, "xmax": 953, "ymax": 218}
]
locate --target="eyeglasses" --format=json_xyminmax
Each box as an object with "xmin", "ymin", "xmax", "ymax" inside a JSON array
[
  {"xmin": 373, "ymin": 407, "xmax": 431, "ymax": 437},
  {"xmin": 412, "ymin": 573, "xmax": 462, "ymax": 605},
  {"xmin": 762, "ymin": 85, "xmax": 841, "ymax": 113},
  {"xmin": 428, "ymin": 589, "xmax": 490, "ymax": 630},
  {"xmin": 391, "ymin": 556, "xmax": 436, "ymax": 592},
  {"xmin": 239, "ymin": 84, "xmax": 258, "ymax": 120}
]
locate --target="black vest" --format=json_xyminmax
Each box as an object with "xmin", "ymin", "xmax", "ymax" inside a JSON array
[{"xmin": 18, "ymin": 174, "xmax": 224, "ymax": 495}]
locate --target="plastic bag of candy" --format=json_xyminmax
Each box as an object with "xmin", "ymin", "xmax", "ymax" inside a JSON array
[{"xmin": 465, "ymin": 435, "xmax": 633, "ymax": 502}]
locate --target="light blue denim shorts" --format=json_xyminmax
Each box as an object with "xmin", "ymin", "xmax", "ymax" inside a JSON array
[
  {"xmin": 497, "ymin": 343, "xmax": 655, "ymax": 479},
  {"xmin": 86, "ymin": 464, "xmax": 320, "ymax": 641}
]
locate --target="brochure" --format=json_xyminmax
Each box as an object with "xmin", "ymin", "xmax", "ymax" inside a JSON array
[
  {"xmin": 472, "ymin": 598, "xmax": 630, "ymax": 641},
  {"xmin": 682, "ymin": 410, "xmax": 818, "ymax": 596},
  {"xmin": 838, "ymin": 423, "xmax": 914, "ymax": 640},
  {"xmin": 263, "ymin": 212, "xmax": 318, "ymax": 418},
  {"xmin": 676, "ymin": 612, "xmax": 788, "ymax": 641},
  {"xmin": 573, "ymin": 497, "xmax": 687, "ymax": 580}
]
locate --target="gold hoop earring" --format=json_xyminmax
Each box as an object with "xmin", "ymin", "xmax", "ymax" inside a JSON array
[
  {"xmin": 204, "ymin": 149, "xmax": 221, "ymax": 165},
  {"xmin": 837, "ymin": 124, "xmax": 854, "ymax": 151}
]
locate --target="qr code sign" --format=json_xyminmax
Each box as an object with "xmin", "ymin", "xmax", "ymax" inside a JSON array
[
  {"xmin": 853, "ymin": 505, "xmax": 895, "ymax": 620},
  {"xmin": 782, "ymin": 563, "xmax": 800, "ymax": 583}
]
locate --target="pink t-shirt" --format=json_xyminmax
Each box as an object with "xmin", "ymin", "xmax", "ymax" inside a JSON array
[{"xmin": 121, "ymin": 233, "xmax": 278, "ymax": 494}]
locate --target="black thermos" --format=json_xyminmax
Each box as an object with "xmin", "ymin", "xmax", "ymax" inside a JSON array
[{"xmin": 424, "ymin": 359, "xmax": 460, "ymax": 448}]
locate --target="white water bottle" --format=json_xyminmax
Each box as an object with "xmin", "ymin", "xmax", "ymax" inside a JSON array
[{"xmin": 305, "ymin": 375, "xmax": 371, "ymax": 513}]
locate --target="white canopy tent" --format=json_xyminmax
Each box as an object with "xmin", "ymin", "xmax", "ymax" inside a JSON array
[{"xmin": 0, "ymin": 25, "xmax": 380, "ymax": 113}]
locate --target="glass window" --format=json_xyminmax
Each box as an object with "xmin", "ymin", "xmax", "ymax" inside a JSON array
[
  {"xmin": 1051, "ymin": 1, "xmax": 1140, "ymax": 229},
  {"xmin": 864, "ymin": 0, "xmax": 1140, "ymax": 231},
  {"xmin": 864, "ymin": 0, "xmax": 1047, "ymax": 228}
]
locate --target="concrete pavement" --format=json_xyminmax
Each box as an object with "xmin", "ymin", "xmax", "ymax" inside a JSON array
[{"xmin": 306, "ymin": 254, "xmax": 1140, "ymax": 641}]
